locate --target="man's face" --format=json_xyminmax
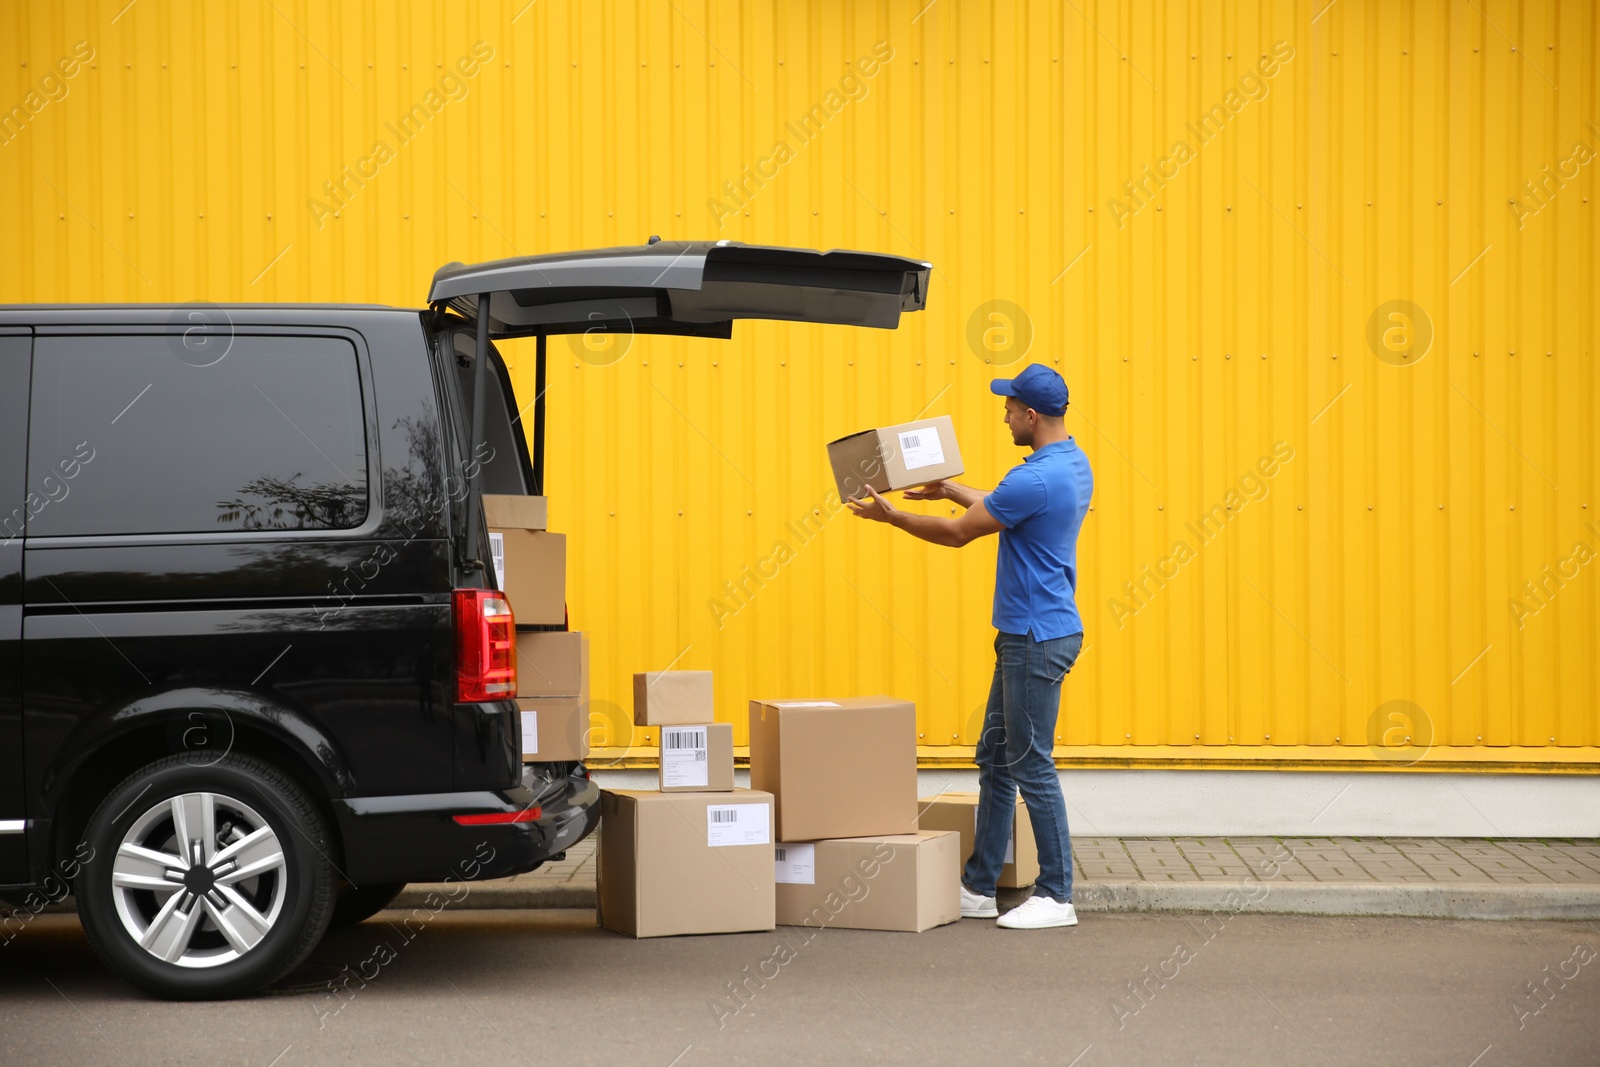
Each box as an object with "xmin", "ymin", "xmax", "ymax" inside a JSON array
[{"xmin": 1003, "ymin": 397, "xmax": 1035, "ymax": 446}]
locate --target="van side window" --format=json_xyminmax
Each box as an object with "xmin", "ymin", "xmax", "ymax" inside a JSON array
[
  {"xmin": 28, "ymin": 334, "xmax": 369, "ymax": 536},
  {"xmin": 447, "ymin": 329, "xmax": 530, "ymax": 497},
  {"xmin": 0, "ymin": 336, "xmax": 29, "ymax": 547},
  {"xmin": 455, "ymin": 357, "xmax": 530, "ymax": 496}
]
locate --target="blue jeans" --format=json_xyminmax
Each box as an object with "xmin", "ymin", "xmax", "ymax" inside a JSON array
[{"xmin": 964, "ymin": 630, "xmax": 1083, "ymax": 903}]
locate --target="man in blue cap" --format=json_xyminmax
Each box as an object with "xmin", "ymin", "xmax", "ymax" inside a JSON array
[{"xmin": 847, "ymin": 362, "xmax": 1093, "ymax": 929}]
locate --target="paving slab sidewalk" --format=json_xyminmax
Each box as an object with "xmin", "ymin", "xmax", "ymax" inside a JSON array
[{"xmin": 399, "ymin": 835, "xmax": 1600, "ymax": 920}]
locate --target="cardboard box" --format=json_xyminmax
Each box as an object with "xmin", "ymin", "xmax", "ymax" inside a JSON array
[
  {"xmin": 488, "ymin": 529, "xmax": 566, "ymax": 626},
  {"xmin": 483, "ymin": 493, "xmax": 549, "ymax": 532},
  {"xmin": 515, "ymin": 631, "xmax": 588, "ymax": 697},
  {"xmin": 484, "ymin": 491, "xmax": 561, "ymax": 625},
  {"xmin": 515, "ymin": 697, "xmax": 589, "ymax": 762},
  {"xmin": 748, "ymin": 696, "xmax": 918, "ymax": 841},
  {"xmin": 658, "ymin": 722, "xmax": 735, "ymax": 792},
  {"xmin": 514, "ymin": 632, "xmax": 589, "ymax": 763},
  {"xmin": 633, "ymin": 670, "xmax": 714, "ymax": 726},
  {"xmin": 774, "ymin": 831, "xmax": 960, "ymax": 932},
  {"xmin": 596, "ymin": 789, "xmax": 775, "ymax": 938},
  {"xmin": 916, "ymin": 791, "xmax": 1039, "ymax": 889},
  {"xmin": 826, "ymin": 414, "xmax": 965, "ymax": 499}
]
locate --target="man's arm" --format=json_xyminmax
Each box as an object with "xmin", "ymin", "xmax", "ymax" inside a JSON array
[{"xmin": 846, "ymin": 485, "xmax": 1003, "ymax": 547}]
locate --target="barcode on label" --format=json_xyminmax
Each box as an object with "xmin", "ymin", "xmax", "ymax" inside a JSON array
[
  {"xmin": 665, "ymin": 727, "xmax": 706, "ymax": 750},
  {"xmin": 773, "ymin": 841, "xmax": 815, "ymax": 883},
  {"xmin": 488, "ymin": 532, "xmax": 506, "ymax": 590},
  {"xmin": 710, "ymin": 809, "xmax": 737, "ymax": 823},
  {"xmin": 898, "ymin": 426, "xmax": 946, "ymax": 471}
]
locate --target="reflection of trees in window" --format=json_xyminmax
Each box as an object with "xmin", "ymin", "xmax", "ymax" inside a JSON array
[
  {"xmin": 216, "ymin": 472, "xmax": 366, "ymax": 531},
  {"xmin": 382, "ymin": 412, "xmax": 446, "ymax": 535},
  {"xmin": 212, "ymin": 411, "xmax": 447, "ymax": 534}
]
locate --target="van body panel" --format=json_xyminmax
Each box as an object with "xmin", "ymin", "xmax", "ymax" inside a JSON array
[{"xmin": 0, "ymin": 331, "xmax": 31, "ymax": 883}]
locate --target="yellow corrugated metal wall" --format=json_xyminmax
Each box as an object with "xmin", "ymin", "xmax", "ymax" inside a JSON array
[{"xmin": 3, "ymin": 1, "xmax": 1596, "ymax": 767}]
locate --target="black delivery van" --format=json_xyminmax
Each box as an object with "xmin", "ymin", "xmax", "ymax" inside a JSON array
[{"xmin": 0, "ymin": 240, "xmax": 931, "ymax": 998}]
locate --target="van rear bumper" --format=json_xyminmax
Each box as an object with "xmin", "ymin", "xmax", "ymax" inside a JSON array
[{"xmin": 332, "ymin": 764, "xmax": 599, "ymax": 884}]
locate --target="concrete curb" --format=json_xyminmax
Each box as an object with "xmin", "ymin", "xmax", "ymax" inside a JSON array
[
  {"xmin": 391, "ymin": 880, "xmax": 1600, "ymax": 921},
  {"xmin": 1068, "ymin": 881, "xmax": 1600, "ymax": 920}
]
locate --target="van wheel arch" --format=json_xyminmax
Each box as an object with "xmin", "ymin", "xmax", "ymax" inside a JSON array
[{"xmin": 53, "ymin": 717, "xmax": 346, "ymax": 880}]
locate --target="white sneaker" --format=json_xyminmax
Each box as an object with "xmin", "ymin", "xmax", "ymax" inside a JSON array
[
  {"xmin": 959, "ymin": 884, "xmax": 998, "ymax": 919},
  {"xmin": 997, "ymin": 895, "xmax": 1078, "ymax": 929}
]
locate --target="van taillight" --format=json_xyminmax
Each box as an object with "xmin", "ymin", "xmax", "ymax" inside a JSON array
[{"xmin": 454, "ymin": 589, "xmax": 516, "ymax": 702}]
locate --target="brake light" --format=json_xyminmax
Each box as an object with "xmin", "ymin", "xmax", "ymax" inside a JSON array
[
  {"xmin": 454, "ymin": 588, "xmax": 517, "ymax": 702},
  {"xmin": 453, "ymin": 808, "xmax": 541, "ymax": 825}
]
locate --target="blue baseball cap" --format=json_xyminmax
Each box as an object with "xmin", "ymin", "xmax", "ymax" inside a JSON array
[{"xmin": 990, "ymin": 363, "xmax": 1069, "ymax": 417}]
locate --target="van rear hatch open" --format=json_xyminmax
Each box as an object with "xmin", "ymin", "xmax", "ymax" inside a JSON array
[
  {"xmin": 430, "ymin": 239, "xmax": 933, "ymax": 578},
  {"xmin": 428, "ymin": 239, "xmax": 931, "ymax": 339}
]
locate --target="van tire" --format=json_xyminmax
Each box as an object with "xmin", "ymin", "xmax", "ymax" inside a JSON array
[{"xmin": 76, "ymin": 753, "xmax": 336, "ymax": 1000}]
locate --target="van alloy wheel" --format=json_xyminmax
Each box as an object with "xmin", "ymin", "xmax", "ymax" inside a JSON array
[
  {"xmin": 110, "ymin": 791, "xmax": 288, "ymax": 968},
  {"xmin": 80, "ymin": 755, "xmax": 336, "ymax": 999}
]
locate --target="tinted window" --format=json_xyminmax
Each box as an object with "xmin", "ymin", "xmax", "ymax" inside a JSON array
[
  {"xmin": 451, "ymin": 331, "xmax": 529, "ymax": 496},
  {"xmin": 29, "ymin": 334, "xmax": 368, "ymax": 536},
  {"xmin": 0, "ymin": 336, "xmax": 29, "ymax": 547}
]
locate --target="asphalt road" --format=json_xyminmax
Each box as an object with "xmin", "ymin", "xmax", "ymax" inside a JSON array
[{"xmin": 3, "ymin": 908, "xmax": 1597, "ymax": 1066}]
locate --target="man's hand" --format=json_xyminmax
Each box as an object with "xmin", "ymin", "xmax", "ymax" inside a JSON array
[
  {"xmin": 904, "ymin": 480, "xmax": 988, "ymax": 510},
  {"xmin": 846, "ymin": 485, "xmax": 899, "ymax": 524},
  {"xmin": 902, "ymin": 480, "xmax": 952, "ymax": 501}
]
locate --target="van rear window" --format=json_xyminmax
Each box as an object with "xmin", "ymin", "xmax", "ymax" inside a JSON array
[{"xmin": 27, "ymin": 334, "xmax": 368, "ymax": 536}]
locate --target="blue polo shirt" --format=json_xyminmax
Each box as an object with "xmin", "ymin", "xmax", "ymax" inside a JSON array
[{"xmin": 981, "ymin": 438, "xmax": 1094, "ymax": 640}]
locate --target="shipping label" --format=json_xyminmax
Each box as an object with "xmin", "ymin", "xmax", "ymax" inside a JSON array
[
  {"xmin": 897, "ymin": 426, "xmax": 946, "ymax": 471},
  {"xmin": 519, "ymin": 710, "xmax": 538, "ymax": 756},
  {"xmin": 662, "ymin": 725, "xmax": 709, "ymax": 789},
  {"xmin": 488, "ymin": 531, "xmax": 506, "ymax": 590},
  {"xmin": 774, "ymin": 843, "xmax": 816, "ymax": 884},
  {"xmin": 707, "ymin": 802, "xmax": 770, "ymax": 847}
]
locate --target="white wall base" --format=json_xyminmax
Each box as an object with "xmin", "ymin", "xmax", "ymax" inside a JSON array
[{"xmin": 589, "ymin": 768, "xmax": 1600, "ymax": 838}]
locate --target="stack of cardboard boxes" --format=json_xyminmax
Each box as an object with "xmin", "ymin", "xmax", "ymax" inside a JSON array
[
  {"xmin": 597, "ymin": 671, "xmax": 774, "ymax": 938},
  {"xmin": 514, "ymin": 631, "xmax": 589, "ymax": 762},
  {"xmin": 596, "ymin": 687, "xmax": 962, "ymax": 938},
  {"xmin": 750, "ymin": 697, "xmax": 959, "ymax": 933},
  {"xmin": 483, "ymin": 494, "xmax": 594, "ymax": 764}
]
